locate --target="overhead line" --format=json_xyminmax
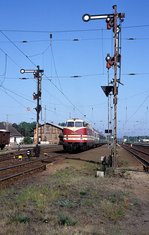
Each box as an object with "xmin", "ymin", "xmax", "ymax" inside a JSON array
[
  {"xmin": 0, "ymin": 85, "xmax": 34, "ymax": 103},
  {"xmin": 50, "ymin": 35, "xmax": 63, "ymax": 91},
  {"xmin": 0, "ymin": 86, "xmax": 33, "ymax": 109},
  {"xmin": 46, "ymin": 76, "xmax": 86, "ymax": 118},
  {"xmin": 0, "ymin": 28, "xmax": 104, "ymax": 33},
  {"xmin": 0, "ymin": 47, "xmax": 21, "ymax": 68},
  {"xmin": 0, "ymin": 24, "xmax": 149, "ymax": 34},
  {"xmin": 127, "ymin": 95, "xmax": 149, "ymax": 122},
  {"xmin": 3, "ymin": 72, "xmax": 149, "ymax": 80},
  {"xmin": 0, "ymin": 31, "xmax": 37, "ymax": 67}
]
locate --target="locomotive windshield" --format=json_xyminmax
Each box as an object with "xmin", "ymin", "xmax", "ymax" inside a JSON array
[
  {"xmin": 66, "ymin": 121, "xmax": 83, "ymax": 127},
  {"xmin": 66, "ymin": 122, "xmax": 74, "ymax": 127},
  {"xmin": 75, "ymin": 122, "xmax": 83, "ymax": 127}
]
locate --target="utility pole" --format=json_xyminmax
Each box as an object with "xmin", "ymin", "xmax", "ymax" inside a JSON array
[
  {"xmin": 83, "ymin": 5, "xmax": 125, "ymax": 169},
  {"xmin": 20, "ymin": 66, "xmax": 44, "ymax": 156}
]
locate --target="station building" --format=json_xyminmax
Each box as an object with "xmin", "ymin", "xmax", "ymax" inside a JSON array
[{"xmin": 34, "ymin": 122, "xmax": 63, "ymax": 145}]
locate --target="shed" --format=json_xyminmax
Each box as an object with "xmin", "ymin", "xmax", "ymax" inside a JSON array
[
  {"xmin": 0, "ymin": 122, "xmax": 23, "ymax": 144},
  {"xmin": 34, "ymin": 122, "xmax": 63, "ymax": 144}
]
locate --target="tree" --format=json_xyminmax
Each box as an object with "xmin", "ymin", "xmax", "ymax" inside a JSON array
[
  {"xmin": 12, "ymin": 122, "xmax": 36, "ymax": 137},
  {"xmin": 23, "ymin": 136, "xmax": 33, "ymax": 144},
  {"xmin": 58, "ymin": 122, "xmax": 66, "ymax": 127}
]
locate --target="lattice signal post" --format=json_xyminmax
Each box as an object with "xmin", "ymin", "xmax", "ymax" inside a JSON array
[
  {"xmin": 20, "ymin": 66, "xmax": 44, "ymax": 152},
  {"xmin": 83, "ymin": 5, "xmax": 125, "ymax": 169}
]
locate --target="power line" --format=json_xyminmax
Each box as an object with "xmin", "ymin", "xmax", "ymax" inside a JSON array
[
  {"xmin": 0, "ymin": 53, "xmax": 7, "ymax": 86},
  {"xmin": 0, "ymin": 85, "xmax": 34, "ymax": 103},
  {"xmin": 46, "ymin": 76, "xmax": 86, "ymax": 118},
  {"xmin": 0, "ymin": 31, "xmax": 37, "ymax": 67},
  {"xmin": 0, "ymin": 28, "xmax": 105, "ymax": 34},
  {"xmin": 0, "ymin": 86, "xmax": 33, "ymax": 109},
  {"xmin": 0, "ymin": 47, "xmax": 21, "ymax": 68},
  {"xmin": 127, "ymin": 95, "xmax": 149, "ymax": 122},
  {"xmin": 1, "ymin": 37, "xmax": 149, "ymax": 45},
  {"xmin": 49, "ymin": 33, "xmax": 62, "ymax": 91},
  {"xmin": 0, "ymin": 24, "xmax": 149, "ymax": 34}
]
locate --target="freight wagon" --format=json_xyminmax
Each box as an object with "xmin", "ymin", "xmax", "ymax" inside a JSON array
[{"xmin": 0, "ymin": 130, "xmax": 10, "ymax": 150}]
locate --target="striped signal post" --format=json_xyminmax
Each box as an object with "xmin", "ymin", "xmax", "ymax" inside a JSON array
[{"xmin": 83, "ymin": 5, "xmax": 125, "ymax": 169}]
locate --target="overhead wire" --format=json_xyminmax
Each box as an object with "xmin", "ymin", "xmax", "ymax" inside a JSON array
[
  {"xmin": 0, "ymin": 30, "xmax": 87, "ymax": 121},
  {"xmin": 0, "ymin": 24, "xmax": 149, "ymax": 126},
  {"xmin": 0, "ymin": 85, "xmax": 34, "ymax": 103},
  {"xmin": 0, "ymin": 86, "xmax": 34, "ymax": 110},
  {"xmin": 45, "ymin": 75, "xmax": 86, "ymax": 118},
  {"xmin": 49, "ymin": 33, "xmax": 62, "ymax": 91},
  {"xmin": 2, "ymin": 36, "xmax": 149, "ymax": 45},
  {"xmin": 0, "ymin": 24, "xmax": 149, "ymax": 34},
  {"xmin": 0, "ymin": 31, "xmax": 37, "ymax": 67},
  {"xmin": 0, "ymin": 53, "xmax": 7, "ymax": 86},
  {"xmin": 126, "ymin": 95, "xmax": 149, "ymax": 122},
  {"xmin": 0, "ymin": 46, "xmax": 21, "ymax": 68}
]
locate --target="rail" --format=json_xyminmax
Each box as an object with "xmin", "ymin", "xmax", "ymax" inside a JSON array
[
  {"xmin": 122, "ymin": 144, "xmax": 149, "ymax": 172},
  {"xmin": 0, "ymin": 149, "xmax": 67, "ymax": 187},
  {"xmin": 0, "ymin": 164, "xmax": 46, "ymax": 183}
]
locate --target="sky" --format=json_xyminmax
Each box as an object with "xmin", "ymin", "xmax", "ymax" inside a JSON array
[{"xmin": 0, "ymin": 0, "xmax": 149, "ymax": 137}]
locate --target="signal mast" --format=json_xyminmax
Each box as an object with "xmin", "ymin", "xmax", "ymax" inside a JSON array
[{"xmin": 83, "ymin": 5, "xmax": 125, "ymax": 168}]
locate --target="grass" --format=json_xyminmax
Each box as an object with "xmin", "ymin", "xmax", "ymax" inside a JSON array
[
  {"xmin": 17, "ymin": 185, "xmax": 61, "ymax": 210},
  {"xmin": 0, "ymin": 160, "xmax": 141, "ymax": 235},
  {"xmin": 10, "ymin": 214, "xmax": 30, "ymax": 224},
  {"xmin": 58, "ymin": 213, "xmax": 77, "ymax": 226},
  {"xmin": 100, "ymin": 199, "xmax": 125, "ymax": 221}
]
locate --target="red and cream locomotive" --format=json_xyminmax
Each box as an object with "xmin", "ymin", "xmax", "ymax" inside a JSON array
[{"xmin": 62, "ymin": 118, "xmax": 101, "ymax": 152}]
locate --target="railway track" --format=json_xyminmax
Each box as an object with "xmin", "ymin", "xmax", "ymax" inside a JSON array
[
  {"xmin": 0, "ymin": 144, "xmax": 112, "ymax": 187},
  {"xmin": 0, "ymin": 144, "xmax": 63, "ymax": 161},
  {"xmin": 0, "ymin": 159, "xmax": 46, "ymax": 184},
  {"xmin": 0, "ymin": 145, "xmax": 66, "ymax": 187},
  {"xmin": 122, "ymin": 144, "xmax": 149, "ymax": 172}
]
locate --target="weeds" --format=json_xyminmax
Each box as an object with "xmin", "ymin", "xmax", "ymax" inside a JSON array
[
  {"xmin": 17, "ymin": 185, "xmax": 61, "ymax": 210},
  {"xmin": 56, "ymin": 199, "xmax": 78, "ymax": 208},
  {"xmin": 58, "ymin": 213, "xmax": 77, "ymax": 226},
  {"xmin": 117, "ymin": 158, "xmax": 129, "ymax": 167},
  {"xmin": 0, "ymin": 160, "xmax": 138, "ymax": 235},
  {"xmin": 10, "ymin": 213, "xmax": 30, "ymax": 224},
  {"xmin": 79, "ymin": 191, "xmax": 87, "ymax": 196},
  {"xmin": 101, "ymin": 199, "xmax": 125, "ymax": 221}
]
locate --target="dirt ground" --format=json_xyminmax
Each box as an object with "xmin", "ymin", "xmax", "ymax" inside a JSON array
[
  {"xmin": 0, "ymin": 144, "xmax": 149, "ymax": 235},
  {"xmin": 44, "ymin": 145, "xmax": 149, "ymax": 235}
]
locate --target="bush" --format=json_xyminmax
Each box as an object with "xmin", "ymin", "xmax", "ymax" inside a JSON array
[{"xmin": 23, "ymin": 136, "xmax": 33, "ymax": 144}]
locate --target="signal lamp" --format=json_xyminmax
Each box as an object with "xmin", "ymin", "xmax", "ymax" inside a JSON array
[
  {"xmin": 105, "ymin": 53, "xmax": 114, "ymax": 69},
  {"xmin": 106, "ymin": 16, "xmax": 114, "ymax": 30},
  {"xmin": 20, "ymin": 69, "xmax": 25, "ymax": 74},
  {"xmin": 82, "ymin": 14, "xmax": 90, "ymax": 22},
  {"xmin": 105, "ymin": 53, "xmax": 111, "ymax": 62}
]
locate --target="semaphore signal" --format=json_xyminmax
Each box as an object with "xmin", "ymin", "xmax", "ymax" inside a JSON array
[{"xmin": 83, "ymin": 5, "xmax": 125, "ymax": 169}]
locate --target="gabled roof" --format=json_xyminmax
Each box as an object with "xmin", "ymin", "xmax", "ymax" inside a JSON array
[
  {"xmin": 39, "ymin": 122, "xmax": 63, "ymax": 130},
  {"xmin": 0, "ymin": 122, "xmax": 22, "ymax": 137}
]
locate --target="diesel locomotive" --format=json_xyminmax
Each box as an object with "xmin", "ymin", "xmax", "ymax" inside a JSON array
[{"xmin": 61, "ymin": 118, "xmax": 102, "ymax": 152}]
